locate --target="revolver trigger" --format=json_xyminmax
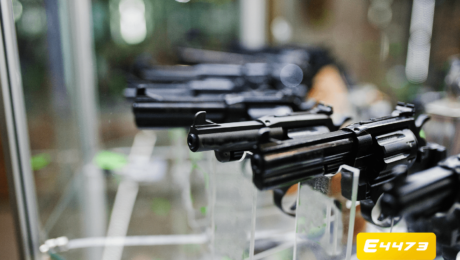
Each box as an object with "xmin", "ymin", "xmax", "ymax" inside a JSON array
[
  {"xmin": 361, "ymin": 196, "xmax": 402, "ymax": 227},
  {"xmin": 273, "ymin": 187, "xmax": 296, "ymax": 217}
]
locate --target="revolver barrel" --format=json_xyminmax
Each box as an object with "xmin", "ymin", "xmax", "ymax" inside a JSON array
[{"xmin": 187, "ymin": 103, "xmax": 340, "ymax": 162}]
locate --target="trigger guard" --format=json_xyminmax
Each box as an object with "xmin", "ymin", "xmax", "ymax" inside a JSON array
[
  {"xmin": 273, "ymin": 187, "xmax": 297, "ymax": 217},
  {"xmin": 361, "ymin": 196, "xmax": 401, "ymax": 227}
]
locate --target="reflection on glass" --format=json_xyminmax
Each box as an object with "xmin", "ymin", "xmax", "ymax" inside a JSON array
[
  {"xmin": 12, "ymin": 0, "xmax": 23, "ymax": 21},
  {"xmin": 18, "ymin": 5, "xmax": 46, "ymax": 37}
]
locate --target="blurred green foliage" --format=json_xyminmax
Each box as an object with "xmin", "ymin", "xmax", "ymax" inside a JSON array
[
  {"xmin": 94, "ymin": 150, "xmax": 128, "ymax": 170},
  {"xmin": 31, "ymin": 153, "xmax": 51, "ymax": 171},
  {"xmin": 200, "ymin": 206, "xmax": 207, "ymax": 216}
]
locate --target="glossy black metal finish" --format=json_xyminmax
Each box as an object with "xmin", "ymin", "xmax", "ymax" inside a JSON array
[
  {"xmin": 249, "ymin": 102, "xmax": 434, "ymax": 225},
  {"xmin": 381, "ymin": 154, "xmax": 460, "ymax": 219},
  {"xmin": 187, "ymin": 103, "xmax": 347, "ymax": 162},
  {"xmin": 124, "ymin": 78, "xmax": 251, "ymax": 100},
  {"xmin": 380, "ymin": 154, "xmax": 460, "ymax": 260},
  {"xmin": 126, "ymin": 47, "xmax": 340, "ymax": 129},
  {"xmin": 251, "ymin": 103, "xmax": 427, "ymax": 194},
  {"xmin": 132, "ymin": 85, "xmax": 316, "ymax": 128},
  {"xmin": 135, "ymin": 47, "xmax": 336, "ymax": 90}
]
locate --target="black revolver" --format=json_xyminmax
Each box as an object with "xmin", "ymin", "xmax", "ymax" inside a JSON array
[
  {"xmin": 380, "ymin": 153, "xmax": 460, "ymax": 260},
  {"xmin": 131, "ymin": 62, "xmax": 311, "ymax": 99},
  {"xmin": 138, "ymin": 63, "xmax": 255, "ymax": 83},
  {"xmin": 250, "ymin": 102, "xmax": 431, "ymax": 225},
  {"xmin": 124, "ymin": 77, "xmax": 273, "ymax": 101},
  {"xmin": 132, "ymin": 85, "xmax": 315, "ymax": 128},
  {"xmin": 187, "ymin": 103, "xmax": 350, "ymax": 162},
  {"xmin": 176, "ymin": 47, "xmax": 339, "ymax": 89},
  {"xmin": 136, "ymin": 47, "xmax": 336, "ymax": 89}
]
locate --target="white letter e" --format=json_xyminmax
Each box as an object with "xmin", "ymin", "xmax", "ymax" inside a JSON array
[{"xmin": 364, "ymin": 239, "xmax": 379, "ymax": 253}]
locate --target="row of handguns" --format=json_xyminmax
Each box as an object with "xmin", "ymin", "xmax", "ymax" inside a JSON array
[
  {"xmin": 125, "ymin": 47, "xmax": 335, "ymax": 127},
  {"xmin": 126, "ymin": 47, "xmax": 460, "ymax": 259}
]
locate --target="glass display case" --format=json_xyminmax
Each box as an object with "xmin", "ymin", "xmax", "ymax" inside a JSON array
[{"xmin": 2, "ymin": 0, "xmax": 460, "ymax": 260}]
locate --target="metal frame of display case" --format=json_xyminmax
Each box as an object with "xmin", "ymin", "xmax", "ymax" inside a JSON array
[
  {"xmin": 0, "ymin": 0, "xmax": 403, "ymax": 259},
  {"xmin": 61, "ymin": 1, "xmax": 107, "ymax": 256},
  {"xmin": 0, "ymin": 0, "xmax": 41, "ymax": 259},
  {"xmin": 0, "ymin": 0, "xmax": 101, "ymax": 259}
]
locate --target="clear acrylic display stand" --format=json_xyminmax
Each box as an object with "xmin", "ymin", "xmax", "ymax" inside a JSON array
[
  {"xmin": 209, "ymin": 154, "xmax": 257, "ymax": 260},
  {"xmin": 293, "ymin": 165, "xmax": 360, "ymax": 260},
  {"xmin": 207, "ymin": 161, "xmax": 362, "ymax": 260}
]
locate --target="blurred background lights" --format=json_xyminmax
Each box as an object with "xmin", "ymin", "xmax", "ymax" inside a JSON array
[
  {"xmin": 367, "ymin": 0, "xmax": 393, "ymax": 62},
  {"xmin": 119, "ymin": 0, "xmax": 147, "ymax": 45},
  {"xmin": 12, "ymin": 0, "xmax": 23, "ymax": 22},
  {"xmin": 405, "ymin": 0, "xmax": 435, "ymax": 84},
  {"xmin": 280, "ymin": 64, "xmax": 303, "ymax": 88},
  {"xmin": 18, "ymin": 6, "xmax": 46, "ymax": 37},
  {"xmin": 367, "ymin": 0, "xmax": 392, "ymax": 28},
  {"xmin": 240, "ymin": 0, "xmax": 266, "ymax": 50},
  {"xmin": 271, "ymin": 17, "xmax": 292, "ymax": 44},
  {"xmin": 175, "ymin": 0, "xmax": 191, "ymax": 3}
]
